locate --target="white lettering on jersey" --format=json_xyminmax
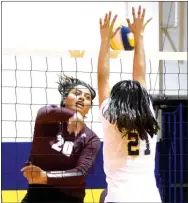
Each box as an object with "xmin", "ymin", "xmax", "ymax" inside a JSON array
[
  {"xmin": 62, "ymin": 141, "xmax": 74, "ymax": 157},
  {"xmin": 81, "ymin": 133, "xmax": 86, "ymax": 138},
  {"xmin": 51, "ymin": 134, "xmax": 64, "ymax": 152},
  {"xmin": 51, "ymin": 134, "xmax": 74, "ymax": 157}
]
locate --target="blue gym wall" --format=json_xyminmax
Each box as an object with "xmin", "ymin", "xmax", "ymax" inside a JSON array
[
  {"xmin": 2, "ymin": 102, "xmax": 187, "ymax": 203},
  {"xmin": 2, "ymin": 142, "xmax": 106, "ymax": 190}
]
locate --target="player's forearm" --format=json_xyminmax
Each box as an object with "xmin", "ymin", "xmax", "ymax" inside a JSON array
[
  {"xmin": 133, "ymin": 35, "xmax": 146, "ymax": 88},
  {"xmin": 36, "ymin": 106, "xmax": 74, "ymax": 123},
  {"xmin": 97, "ymin": 40, "xmax": 111, "ymax": 105},
  {"xmin": 98, "ymin": 40, "xmax": 110, "ymax": 80},
  {"xmin": 47, "ymin": 137, "xmax": 100, "ymax": 185},
  {"xmin": 46, "ymin": 167, "xmax": 87, "ymax": 186},
  {"xmin": 47, "ymin": 169, "xmax": 82, "ymax": 178}
]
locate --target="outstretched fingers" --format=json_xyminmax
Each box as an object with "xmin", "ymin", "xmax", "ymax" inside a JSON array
[
  {"xmin": 132, "ymin": 7, "xmax": 136, "ymax": 20},
  {"xmin": 131, "ymin": 5, "xmax": 152, "ymax": 28},
  {"xmin": 126, "ymin": 18, "xmax": 131, "ymax": 28},
  {"xmin": 110, "ymin": 13, "xmax": 118, "ymax": 29},
  {"xmin": 111, "ymin": 26, "xmax": 121, "ymax": 39},
  {"xmin": 99, "ymin": 13, "xmax": 108, "ymax": 27},
  {"xmin": 104, "ymin": 13, "xmax": 108, "ymax": 25},
  {"xmin": 141, "ymin": 8, "xmax": 146, "ymax": 21},
  {"xmin": 144, "ymin": 17, "xmax": 152, "ymax": 28},
  {"xmin": 100, "ymin": 11, "xmax": 118, "ymax": 29},
  {"xmin": 137, "ymin": 5, "xmax": 141, "ymax": 19},
  {"xmin": 132, "ymin": 5, "xmax": 146, "ymax": 21},
  {"xmin": 99, "ymin": 18, "xmax": 102, "ymax": 28},
  {"xmin": 107, "ymin": 11, "xmax": 112, "ymax": 26}
]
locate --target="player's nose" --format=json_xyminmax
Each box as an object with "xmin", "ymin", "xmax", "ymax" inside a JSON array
[{"xmin": 77, "ymin": 95, "xmax": 84, "ymax": 102}]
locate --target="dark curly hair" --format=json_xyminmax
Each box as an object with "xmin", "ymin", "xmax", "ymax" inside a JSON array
[
  {"xmin": 102, "ymin": 80, "xmax": 159, "ymax": 140},
  {"xmin": 57, "ymin": 74, "xmax": 96, "ymax": 107}
]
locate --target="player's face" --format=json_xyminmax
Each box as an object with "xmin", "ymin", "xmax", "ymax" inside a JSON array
[{"xmin": 64, "ymin": 85, "xmax": 92, "ymax": 116}]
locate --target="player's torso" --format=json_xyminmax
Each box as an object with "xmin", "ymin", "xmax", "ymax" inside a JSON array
[
  {"xmin": 100, "ymin": 98, "xmax": 157, "ymax": 182},
  {"xmin": 100, "ymin": 98, "xmax": 161, "ymax": 202},
  {"xmin": 102, "ymin": 119, "xmax": 157, "ymax": 176},
  {"xmin": 101, "ymin": 118, "xmax": 160, "ymax": 202},
  {"xmin": 31, "ymin": 122, "xmax": 87, "ymax": 171}
]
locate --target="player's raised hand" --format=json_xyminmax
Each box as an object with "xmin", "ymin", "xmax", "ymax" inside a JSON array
[
  {"xmin": 126, "ymin": 5, "xmax": 152, "ymax": 37},
  {"xmin": 67, "ymin": 112, "xmax": 85, "ymax": 136},
  {"xmin": 99, "ymin": 11, "xmax": 120, "ymax": 42}
]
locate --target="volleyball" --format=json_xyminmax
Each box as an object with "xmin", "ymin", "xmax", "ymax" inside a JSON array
[{"xmin": 110, "ymin": 22, "xmax": 134, "ymax": 51}]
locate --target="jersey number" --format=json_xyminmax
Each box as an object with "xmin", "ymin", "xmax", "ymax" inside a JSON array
[
  {"xmin": 51, "ymin": 135, "xmax": 74, "ymax": 157},
  {"xmin": 128, "ymin": 133, "xmax": 150, "ymax": 155}
]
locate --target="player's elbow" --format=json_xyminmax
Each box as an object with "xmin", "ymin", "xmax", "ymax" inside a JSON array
[
  {"xmin": 35, "ymin": 105, "xmax": 55, "ymax": 122},
  {"xmin": 35, "ymin": 106, "xmax": 49, "ymax": 122},
  {"xmin": 76, "ymin": 165, "xmax": 90, "ymax": 177}
]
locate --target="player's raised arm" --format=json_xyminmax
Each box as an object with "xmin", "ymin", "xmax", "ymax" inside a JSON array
[
  {"xmin": 98, "ymin": 12, "xmax": 120, "ymax": 107},
  {"xmin": 126, "ymin": 6, "xmax": 152, "ymax": 88},
  {"xmin": 36, "ymin": 105, "xmax": 75, "ymax": 123}
]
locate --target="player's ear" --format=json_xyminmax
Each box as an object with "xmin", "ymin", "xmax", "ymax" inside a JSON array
[
  {"xmin": 63, "ymin": 97, "xmax": 68, "ymax": 107},
  {"xmin": 90, "ymin": 99, "xmax": 94, "ymax": 108}
]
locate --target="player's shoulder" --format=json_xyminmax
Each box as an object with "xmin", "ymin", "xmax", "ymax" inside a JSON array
[
  {"xmin": 101, "ymin": 98, "xmax": 110, "ymax": 108},
  {"xmin": 83, "ymin": 126, "xmax": 100, "ymax": 144},
  {"xmin": 99, "ymin": 98, "xmax": 110, "ymax": 115},
  {"xmin": 84, "ymin": 126, "xmax": 99, "ymax": 139}
]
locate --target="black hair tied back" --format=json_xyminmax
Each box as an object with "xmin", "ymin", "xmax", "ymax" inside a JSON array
[{"xmin": 57, "ymin": 74, "xmax": 96, "ymax": 107}]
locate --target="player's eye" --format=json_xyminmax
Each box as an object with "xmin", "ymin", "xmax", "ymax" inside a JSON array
[
  {"xmin": 74, "ymin": 91, "xmax": 81, "ymax": 96},
  {"xmin": 86, "ymin": 95, "xmax": 91, "ymax": 100}
]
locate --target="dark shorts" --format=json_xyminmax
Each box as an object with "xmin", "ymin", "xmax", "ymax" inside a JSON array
[
  {"xmin": 21, "ymin": 184, "xmax": 83, "ymax": 203},
  {"xmin": 100, "ymin": 189, "xmax": 107, "ymax": 203},
  {"xmin": 99, "ymin": 189, "xmax": 117, "ymax": 203}
]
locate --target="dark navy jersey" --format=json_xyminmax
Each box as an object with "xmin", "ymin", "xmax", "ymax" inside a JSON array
[{"xmin": 27, "ymin": 105, "xmax": 101, "ymax": 199}]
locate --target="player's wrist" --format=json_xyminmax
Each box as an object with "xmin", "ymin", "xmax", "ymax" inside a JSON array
[
  {"xmin": 134, "ymin": 33, "xmax": 144, "ymax": 41},
  {"xmin": 41, "ymin": 171, "xmax": 47, "ymax": 183},
  {"xmin": 101, "ymin": 38, "xmax": 111, "ymax": 47},
  {"xmin": 46, "ymin": 171, "xmax": 65, "ymax": 178}
]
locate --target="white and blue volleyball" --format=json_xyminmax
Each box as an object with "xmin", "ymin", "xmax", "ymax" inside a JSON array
[{"xmin": 110, "ymin": 22, "xmax": 135, "ymax": 51}]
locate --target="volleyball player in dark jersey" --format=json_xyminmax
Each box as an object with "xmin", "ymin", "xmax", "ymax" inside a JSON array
[{"xmin": 21, "ymin": 75, "xmax": 101, "ymax": 203}]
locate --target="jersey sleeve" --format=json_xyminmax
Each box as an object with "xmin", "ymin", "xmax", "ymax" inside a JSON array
[
  {"xmin": 46, "ymin": 133, "xmax": 101, "ymax": 186},
  {"xmin": 26, "ymin": 105, "xmax": 75, "ymax": 163},
  {"xmin": 36, "ymin": 105, "xmax": 75, "ymax": 123}
]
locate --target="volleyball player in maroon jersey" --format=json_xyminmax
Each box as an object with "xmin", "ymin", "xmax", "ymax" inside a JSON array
[{"xmin": 21, "ymin": 75, "xmax": 101, "ymax": 203}]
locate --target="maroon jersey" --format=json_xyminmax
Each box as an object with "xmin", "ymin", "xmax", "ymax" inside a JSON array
[{"xmin": 27, "ymin": 105, "xmax": 101, "ymax": 199}]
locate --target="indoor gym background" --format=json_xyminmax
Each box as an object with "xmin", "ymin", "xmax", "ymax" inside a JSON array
[{"xmin": 1, "ymin": 2, "xmax": 188, "ymax": 203}]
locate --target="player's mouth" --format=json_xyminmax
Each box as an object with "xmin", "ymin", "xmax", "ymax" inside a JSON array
[{"xmin": 75, "ymin": 101, "xmax": 84, "ymax": 109}]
